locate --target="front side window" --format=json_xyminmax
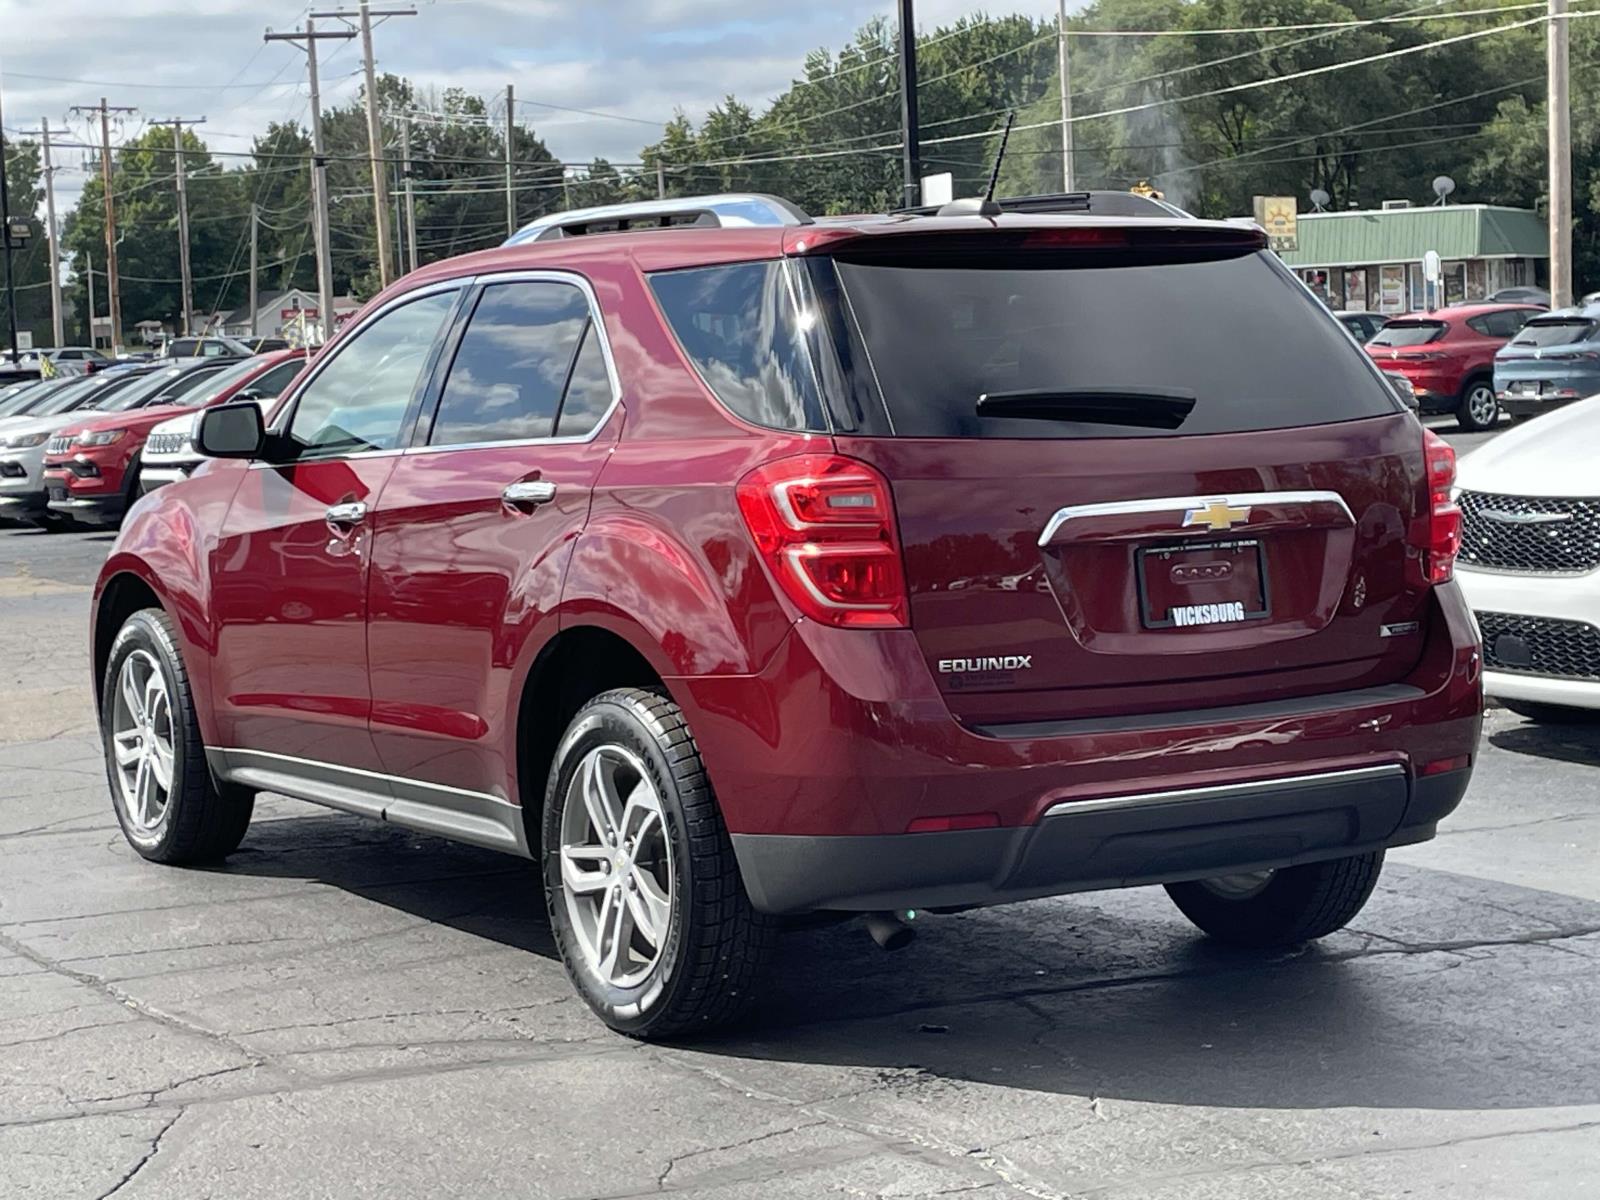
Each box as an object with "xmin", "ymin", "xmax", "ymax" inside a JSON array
[
  {"xmin": 649, "ymin": 261, "xmax": 827, "ymax": 433},
  {"xmin": 286, "ymin": 290, "xmax": 457, "ymax": 458},
  {"xmin": 429, "ymin": 281, "xmax": 590, "ymax": 446},
  {"xmin": 246, "ymin": 359, "xmax": 306, "ymax": 400}
]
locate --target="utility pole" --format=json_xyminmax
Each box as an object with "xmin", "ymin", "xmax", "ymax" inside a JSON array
[
  {"xmin": 400, "ymin": 116, "xmax": 417, "ymax": 272},
  {"xmin": 70, "ymin": 99, "xmax": 136, "ymax": 353},
  {"xmin": 164, "ymin": 117, "xmax": 205, "ymax": 335},
  {"xmin": 1057, "ymin": 0, "xmax": 1074, "ymax": 193},
  {"xmin": 266, "ymin": 19, "xmax": 355, "ymax": 344},
  {"xmin": 248, "ymin": 203, "xmax": 259, "ymax": 339},
  {"xmin": 504, "ymin": 84, "xmax": 516, "ymax": 237},
  {"xmin": 311, "ymin": 3, "xmax": 415, "ymax": 289},
  {"xmin": 896, "ymin": 0, "xmax": 921, "ymax": 208},
  {"xmin": 15, "ymin": 121, "xmax": 68, "ymax": 348},
  {"xmin": 0, "ymin": 83, "xmax": 17, "ymax": 366},
  {"xmin": 40, "ymin": 123, "xmax": 64, "ymax": 347},
  {"xmin": 656, "ymin": 161, "xmax": 666, "ymax": 199},
  {"xmin": 86, "ymin": 248, "xmax": 96, "ymax": 346},
  {"xmin": 1548, "ymin": 0, "xmax": 1573, "ymax": 307}
]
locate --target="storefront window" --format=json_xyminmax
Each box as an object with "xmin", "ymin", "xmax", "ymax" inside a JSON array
[
  {"xmin": 1343, "ymin": 268, "xmax": 1368, "ymax": 312},
  {"xmin": 1379, "ymin": 265, "xmax": 1406, "ymax": 313},
  {"xmin": 1466, "ymin": 260, "xmax": 1488, "ymax": 301},
  {"xmin": 1407, "ymin": 263, "xmax": 1425, "ymax": 311},
  {"xmin": 1443, "ymin": 261, "xmax": 1467, "ymax": 305}
]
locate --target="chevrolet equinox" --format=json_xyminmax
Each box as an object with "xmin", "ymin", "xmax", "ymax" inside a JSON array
[{"xmin": 91, "ymin": 192, "xmax": 1483, "ymax": 1037}]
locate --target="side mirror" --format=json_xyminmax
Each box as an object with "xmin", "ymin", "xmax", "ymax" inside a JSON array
[{"xmin": 196, "ymin": 401, "xmax": 266, "ymax": 459}]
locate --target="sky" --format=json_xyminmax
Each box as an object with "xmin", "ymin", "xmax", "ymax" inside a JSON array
[{"xmin": 0, "ymin": 0, "xmax": 1065, "ymax": 214}]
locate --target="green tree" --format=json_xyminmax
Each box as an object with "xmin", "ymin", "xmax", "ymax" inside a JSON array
[{"xmin": 0, "ymin": 139, "xmax": 54, "ymax": 348}]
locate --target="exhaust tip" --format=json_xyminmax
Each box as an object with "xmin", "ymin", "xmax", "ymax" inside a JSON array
[{"xmin": 864, "ymin": 910, "xmax": 917, "ymax": 951}]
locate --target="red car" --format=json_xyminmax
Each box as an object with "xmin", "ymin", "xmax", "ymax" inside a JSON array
[
  {"xmin": 90, "ymin": 195, "xmax": 1481, "ymax": 1037},
  {"xmin": 43, "ymin": 350, "xmax": 308, "ymax": 526},
  {"xmin": 1365, "ymin": 303, "xmax": 1541, "ymax": 431}
]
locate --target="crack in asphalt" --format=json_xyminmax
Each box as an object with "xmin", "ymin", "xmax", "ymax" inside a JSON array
[{"xmin": 95, "ymin": 1108, "xmax": 183, "ymax": 1200}]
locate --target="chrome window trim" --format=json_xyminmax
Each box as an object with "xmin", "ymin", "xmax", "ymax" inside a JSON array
[
  {"xmin": 1037, "ymin": 489, "xmax": 1354, "ymax": 547},
  {"xmin": 1043, "ymin": 764, "xmax": 1405, "ymax": 818},
  {"xmin": 407, "ymin": 268, "xmax": 624, "ymax": 454},
  {"xmin": 250, "ymin": 278, "xmax": 473, "ymax": 469}
]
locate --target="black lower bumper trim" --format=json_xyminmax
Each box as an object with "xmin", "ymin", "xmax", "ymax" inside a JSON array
[{"xmin": 732, "ymin": 767, "xmax": 1471, "ymax": 914}]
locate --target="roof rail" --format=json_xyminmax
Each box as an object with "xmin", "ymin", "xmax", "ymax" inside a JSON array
[
  {"xmin": 505, "ymin": 193, "xmax": 812, "ymax": 246},
  {"xmin": 899, "ymin": 190, "xmax": 1194, "ymax": 220}
]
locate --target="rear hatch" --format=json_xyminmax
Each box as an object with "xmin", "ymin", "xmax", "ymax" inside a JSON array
[
  {"xmin": 804, "ymin": 225, "xmax": 1431, "ymax": 727},
  {"xmin": 1365, "ymin": 318, "xmax": 1448, "ymax": 379},
  {"xmin": 1495, "ymin": 316, "xmax": 1600, "ymax": 392}
]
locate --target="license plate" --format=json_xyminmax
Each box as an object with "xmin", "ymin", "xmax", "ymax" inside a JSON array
[
  {"xmin": 1137, "ymin": 539, "xmax": 1270, "ymax": 630},
  {"xmin": 46, "ymin": 485, "xmax": 67, "ymax": 504}
]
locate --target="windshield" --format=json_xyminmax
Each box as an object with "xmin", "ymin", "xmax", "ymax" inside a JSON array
[
  {"xmin": 1369, "ymin": 321, "xmax": 1446, "ymax": 347},
  {"xmin": 815, "ymin": 250, "xmax": 1395, "ymax": 439},
  {"xmin": 0, "ymin": 381, "xmax": 50, "ymax": 416},
  {"xmin": 1510, "ymin": 319, "xmax": 1596, "ymax": 348},
  {"xmin": 31, "ymin": 377, "xmax": 107, "ymax": 417},
  {"xmin": 181, "ymin": 356, "xmax": 267, "ymax": 405}
]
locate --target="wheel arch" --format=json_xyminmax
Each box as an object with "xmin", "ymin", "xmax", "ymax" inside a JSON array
[{"xmin": 513, "ymin": 623, "xmax": 673, "ymax": 855}]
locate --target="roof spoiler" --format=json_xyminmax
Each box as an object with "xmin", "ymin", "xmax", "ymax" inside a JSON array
[
  {"xmin": 899, "ymin": 190, "xmax": 1194, "ymax": 220},
  {"xmin": 505, "ymin": 194, "xmax": 812, "ymax": 245}
]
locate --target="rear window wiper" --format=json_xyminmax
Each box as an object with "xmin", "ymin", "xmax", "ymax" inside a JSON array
[{"xmin": 976, "ymin": 387, "xmax": 1197, "ymax": 430}]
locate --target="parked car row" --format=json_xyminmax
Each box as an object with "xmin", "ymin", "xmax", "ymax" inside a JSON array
[{"xmin": 0, "ymin": 351, "xmax": 308, "ymax": 528}]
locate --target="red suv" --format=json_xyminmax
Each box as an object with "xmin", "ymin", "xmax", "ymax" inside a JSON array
[
  {"xmin": 43, "ymin": 350, "xmax": 308, "ymax": 526},
  {"xmin": 90, "ymin": 195, "xmax": 1482, "ymax": 1037},
  {"xmin": 1365, "ymin": 303, "xmax": 1540, "ymax": 430}
]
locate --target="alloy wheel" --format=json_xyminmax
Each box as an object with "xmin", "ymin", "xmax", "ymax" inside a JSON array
[
  {"xmin": 558, "ymin": 745, "xmax": 674, "ymax": 989},
  {"xmin": 1466, "ymin": 384, "xmax": 1497, "ymax": 427},
  {"xmin": 1199, "ymin": 869, "xmax": 1276, "ymax": 901},
  {"xmin": 110, "ymin": 649, "xmax": 176, "ymax": 837}
]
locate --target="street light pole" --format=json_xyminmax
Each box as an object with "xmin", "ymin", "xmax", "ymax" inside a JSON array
[{"xmin": 1548, "ymin": 0, "xmax": 1573, "ymax": 307}]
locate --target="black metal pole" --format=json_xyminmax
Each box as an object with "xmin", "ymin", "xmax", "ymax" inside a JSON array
[
  {"xmin": 897, "ymin": 0, "xmax": 921, "ymax": 208},
  {"xmin": 0, "ymin": 80, "xmax": 20, "ymax": 366}
]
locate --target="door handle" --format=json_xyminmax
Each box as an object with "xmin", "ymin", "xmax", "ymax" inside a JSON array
[
  {"xmin": 325, "ymin": 501, "xmax": 367, "ymax": 529},
  {"xmin": 502, "ymin": 480, "xmax": 557, "ymax": 510}
]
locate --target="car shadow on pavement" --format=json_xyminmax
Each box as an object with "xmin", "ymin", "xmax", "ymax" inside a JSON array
[
  {"xmin": 210, "ymin": 810, "xmax": 1600, "ymax": 1114},
  {"xmin": 1489, "ymin": 720, "xmax": 1600, "ymax": 768}
]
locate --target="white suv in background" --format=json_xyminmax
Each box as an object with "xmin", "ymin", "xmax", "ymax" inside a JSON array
[{"xmin": 1456, "ymin": 395, "xmax": 1600, "ymax": 721}]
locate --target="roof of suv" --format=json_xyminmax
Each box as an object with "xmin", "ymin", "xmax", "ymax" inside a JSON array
[{"xmin": 406, "ymin": 211, "xmax": 1265, "ymax": 288}]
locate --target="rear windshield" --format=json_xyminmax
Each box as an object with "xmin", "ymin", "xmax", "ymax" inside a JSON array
[
  {"xmin": 831, "ymin": 251, "xmax": 1396, "ymax": 438},
  {"xmin": 1369, "ymin": 320, "xmax": 1446, "ymax": 347},
  {"xmin": 1510, "ymin": 319, "xmax": 1596, "ymax": 347}
]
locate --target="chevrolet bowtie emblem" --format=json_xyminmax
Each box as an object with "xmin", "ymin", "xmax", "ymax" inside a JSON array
[{"xmin": 1183, "ymin": 499, "xmax": 1252, "ymax": 532}]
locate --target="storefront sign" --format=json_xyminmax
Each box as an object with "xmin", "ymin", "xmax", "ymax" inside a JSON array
[{"xmin": 1252, "ymin": 196, "xmax": 1298, "ymax": 252}]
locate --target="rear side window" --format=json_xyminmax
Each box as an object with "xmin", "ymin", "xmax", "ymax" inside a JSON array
[
  {"xmin": 833, "ymin": 251, "xmax": 1396, "ymax": 439},
  {"xmin": 429, "ymin": 280, "xmax": 590, "ymax": 445},
  {"xmin": 1371, "ymin": 320, "xmax": 1445, "ymax": 347},
  {"xmin": 246, "ymin": 359, "xmax": 305, "ymax": 398},
  {"xmin": 650, "ymin": 261, "xmax": 827, "ymax": 433}
]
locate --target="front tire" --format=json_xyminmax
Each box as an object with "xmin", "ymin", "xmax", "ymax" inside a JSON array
[
  {"xmin": 542, "ymin": 688, "xmax": 774, "ymax": 1039},
  {"xmin": 1456, "ymin": 379, "xmax": 1499, "ymax": 431},
  {"xmin": 1165, "ymin": 852, "xmax": 1384, "ymax": 947},
  {"xmin": 101, "ymin": 608, "xmax": 254, "ymax": 863}
]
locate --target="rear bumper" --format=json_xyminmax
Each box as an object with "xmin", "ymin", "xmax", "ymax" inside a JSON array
[
  {"xmin": 678, "ymin": 584, "xmax": 1483, "ymax": 912},
  {"xmin": 1500, "ymin": 393, "xmax": 1584, "ymax": 419},
  {"xmin": 734, "ymin": 766, "xmax": 1469, "ymax": 913}
]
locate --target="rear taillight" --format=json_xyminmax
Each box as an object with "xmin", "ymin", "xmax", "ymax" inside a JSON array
[
  {"xmin": 735, "ymin": 454, "xmax": 910, "ymax": 628},
  {"xmin": 1422, "ymin": 428, "xmax": 1461, "ymax": 584}
]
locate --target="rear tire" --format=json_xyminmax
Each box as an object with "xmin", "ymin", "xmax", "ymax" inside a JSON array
[
  {"xmin": 1456, "ymin": 379, "xmax": 1499, "ymax": 431},
  {"xmin": 1501, "ymin": 699, "xmax": 1600, "ymax": 725},
  {"xmin": 101, "ymin": 608, "xmax": 254, "ymax": 864},
  {"xmin": 1165, "ymin": 851, "xmax": 1384, "ymax": 947},
  {"xmin": 542, "ymin": 687, "xmax": 775, "ymax": 1039}
]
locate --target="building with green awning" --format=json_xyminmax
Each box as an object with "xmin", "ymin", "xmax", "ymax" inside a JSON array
[{"xmin": 1275, "ymin": 204, "xmax": 1547, "ymax": 314}]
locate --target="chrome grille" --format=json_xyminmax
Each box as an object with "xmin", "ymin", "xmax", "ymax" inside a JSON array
[
  {"xmin": 44, "ymin": 434, "xmax": 73, "ymax": 456},
  {"xmin": 1478, "ymin": 611, "xmax": 1600, "ymax": 681},
  {"xmin": 146, "ymin": 431, "xmax": 190, "ymax": 456},
  {"xmin": 1457, "ymin": 490, "xmax": 1600, "ymax": 574}
]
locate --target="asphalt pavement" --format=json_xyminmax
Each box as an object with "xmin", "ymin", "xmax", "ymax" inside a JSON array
[{"xmin": 2, "ymin": 418, "xmax": 1596, "ymax": 1199}]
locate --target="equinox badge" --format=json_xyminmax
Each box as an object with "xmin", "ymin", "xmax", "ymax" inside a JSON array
[{"xmin": 1183, "ymin": 499, "xmax": 1252, "ymax": 532}]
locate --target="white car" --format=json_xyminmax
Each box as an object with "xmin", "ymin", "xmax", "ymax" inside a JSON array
[
  {"xmin": 1455, "ymin": 394, "xmax": 1600, "ymax": 720},
  {"xmin": 138, "ymin": 409, "xmax": 206, "ymax": 492}
]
